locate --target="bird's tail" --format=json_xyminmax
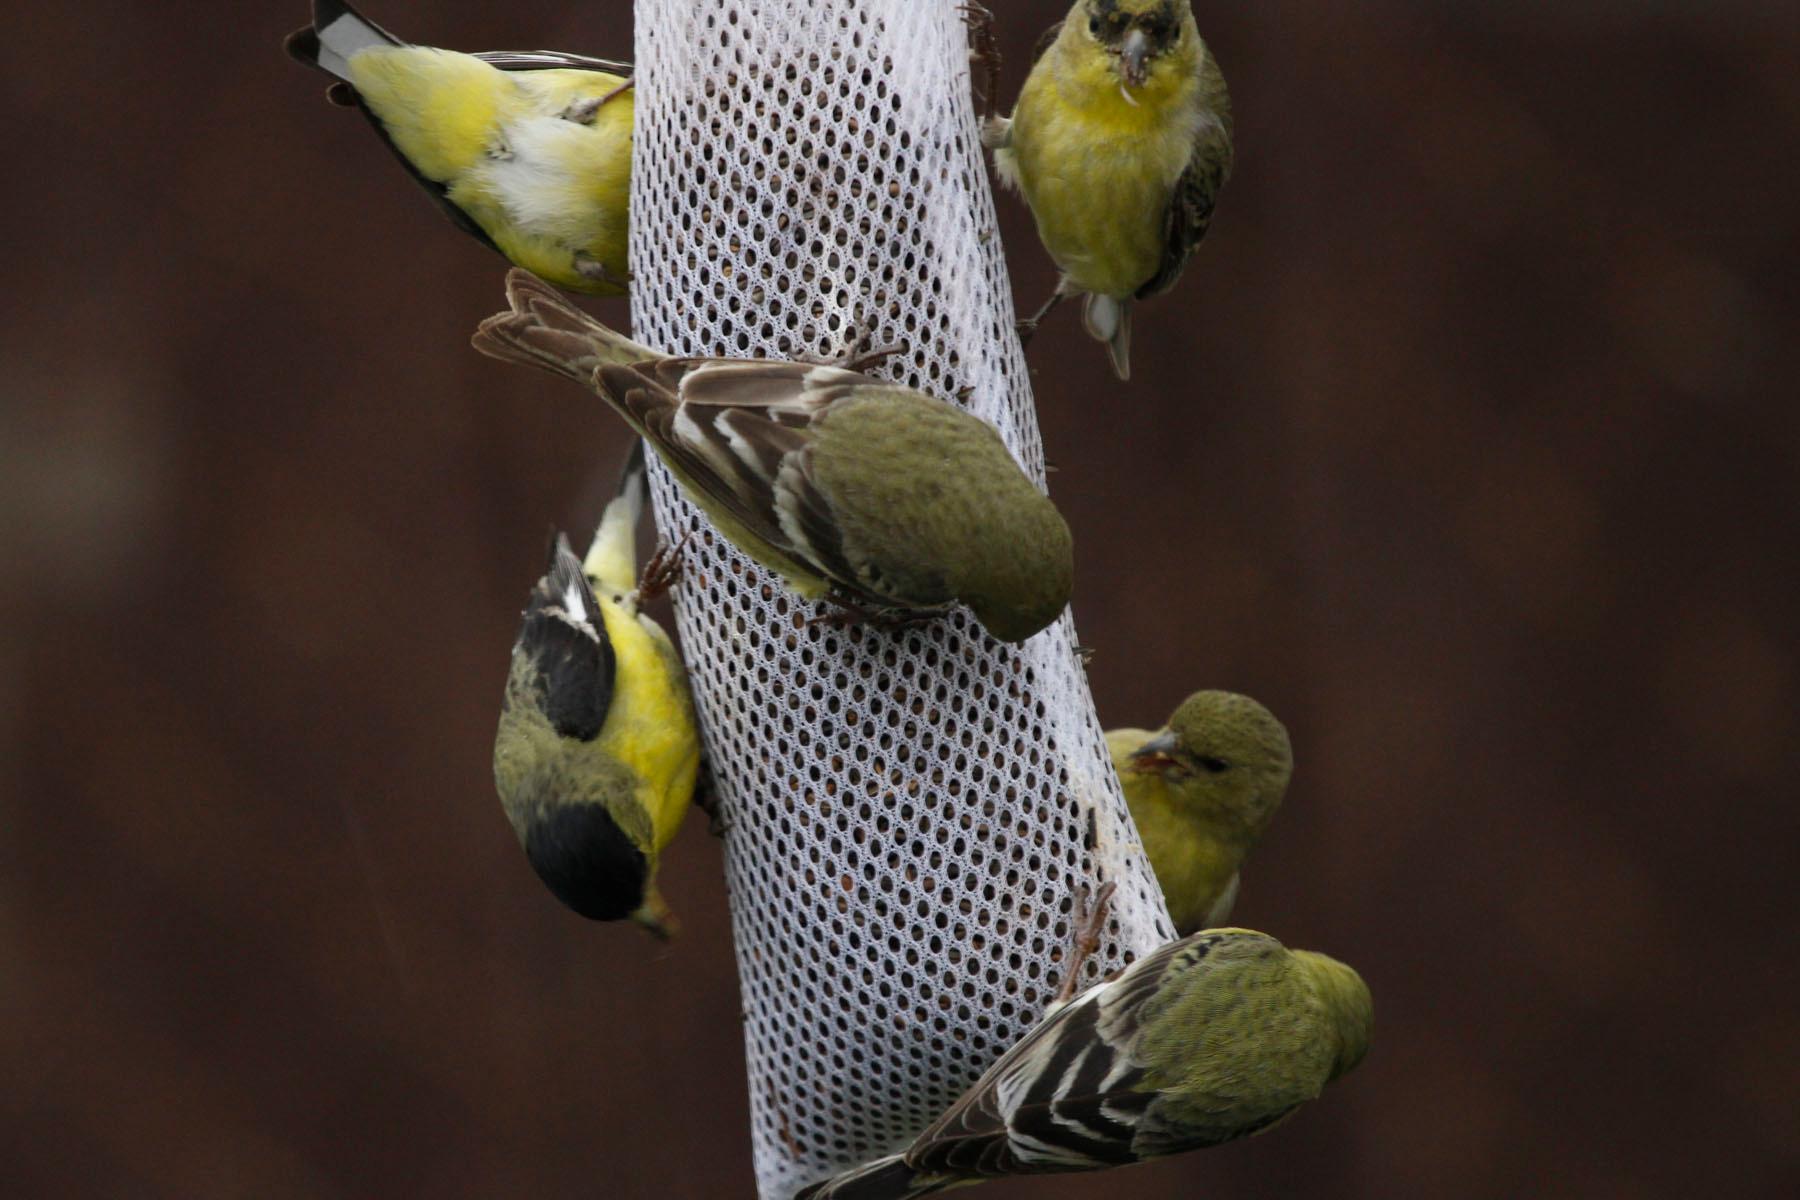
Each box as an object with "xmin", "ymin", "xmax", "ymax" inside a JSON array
[
  {"xmin": 793, "ymin": 1155, "xmax": 945, "ymax": 1200},
  {"xmin": 284, "ymin": 0, "xmax": 401, "ymax": 83},
  {"xmin": 474, "ymin": 270, "xmax": 665, "ymax": 386},
  {"xmin": 583, "ymin": 440, "xmax": 648, "ymax": 599},
  {"xmin": 1082, "ymin": 293, "xmax": 1133, "ymax": 380}
]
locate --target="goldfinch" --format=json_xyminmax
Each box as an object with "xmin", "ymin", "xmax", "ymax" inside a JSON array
[
  {"xmin": 1110, "ymin": 690, "xmax": 1291, "ymax": 935},
  {"xmin": 493, "ymin": 442, "xmax": 700, "ymax": 938},
  {"xmin": 285, "ymin": 0, "xmax": 634, "ymax": 293},
  {"xmin": 986, "ymin": 0, "xmax": 1233, "ymax": 379},
  {"xmin": 795, "ymin": 928, "xmax": 1372, "ymax": 1199},
  {"xmin": 472, "ymin": 270, "xmax": 1074, "ymax": 645}
]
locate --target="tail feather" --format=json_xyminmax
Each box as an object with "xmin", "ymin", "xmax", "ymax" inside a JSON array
[
  {"xmin": 472, "ymin": 269, "xmax": 663, "ymax": 385},
  {"xmin": 1081, "ymin": 293, "xmax": 1132, "ymax": 380},
  {"xmin": 286, "ymin": 0, "xmax": 401, "ymax": 82},
  {"xmin": 794, "ymin": 1155, "xmax": 945, "ymax": 1200},
  {"xmin": 583, "ymin": 440, "xmax": 648, "ymax": 598}
]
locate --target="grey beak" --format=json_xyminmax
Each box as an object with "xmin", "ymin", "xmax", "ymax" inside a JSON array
[
  {"xmin": 1129, "ymin": 728, "xmax": 1180, "ymax": 762},
  {"xmin": 1120, "ymin": 28, "xmax": 1152, "ymax": 87}
]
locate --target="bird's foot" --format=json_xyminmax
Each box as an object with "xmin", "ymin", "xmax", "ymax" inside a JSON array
[
  {"xmin": 637, "ymin": 532, "xmax": 692, "ymax": 602},
  {"xmin": 563, "ymin": 77, "xmax": 635, "ymax": 124},
  {"xmin": 958, "ymin": 4, "xmax": 1003, "ymax": 122},
  {"xmin": 694, "ymin": 774, "xmax": 731, "ymax": 838},
  {"xmin": 574, "ymin": 255, "xmax": 631, "ymax": 290},
  {"xmin": 798, "ymin": 334, "xmax": 905, "ymax": 376},
  {"xmin": 1053, "ymin": 880, "xmax": 1118, "ymax": 1006},
  {"xmin": 835, "ymin": 343, "xmax": 905, "ymax": 374}
]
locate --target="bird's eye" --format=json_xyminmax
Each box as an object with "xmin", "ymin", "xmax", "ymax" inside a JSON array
[
  {"xmin": 1197, "ymin": 756, "xmax": 1230, "ymax": 774},
  {"xmin": 1088, "ymin": 17, "xmax": 1100, "ymax": 34}
]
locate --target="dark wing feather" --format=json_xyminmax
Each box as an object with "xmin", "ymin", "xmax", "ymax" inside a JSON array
[
  {"xmin": 905, "ymin": 933, "xmax": 1224, "ymax": 1177},
  {"xmin": 1030, "ymin": 20, "xmax": 1062, "ymax": 65},
  {"xmin": 594, "ymin": 359, "xmax": 877, "ymax": 597},
  {"xmin": 476, "ymin": 49, "xmax": 634, "ymax": 75},
  {"xmin": 1136, "ymin": 147, "xmax": 1226, "ymax": 300},
  {"xmin": 514, "ymin": 536, "xmax": 616, "ymax": 741}
]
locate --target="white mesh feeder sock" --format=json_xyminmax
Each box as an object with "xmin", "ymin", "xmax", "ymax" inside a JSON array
[{"xmin": 627, "ymin": 1, "xmax": 1176, "ymax": 1195}]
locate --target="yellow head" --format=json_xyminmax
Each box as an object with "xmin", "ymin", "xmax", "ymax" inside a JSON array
[
  {"xmin": 1124, "ymin": 690, "xmax": 1293, "ymax": 837},
  {"xmin": 1066, "ymin": 0, "xmax": 1198, "ymax": 90}
]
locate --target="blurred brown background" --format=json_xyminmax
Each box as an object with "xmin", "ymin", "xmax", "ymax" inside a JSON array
[{"xmin": 3, "ymin": 1, "xmax": 1796, "ymax": 1196}]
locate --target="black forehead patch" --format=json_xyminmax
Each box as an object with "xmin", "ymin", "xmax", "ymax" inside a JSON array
[
  {"xmin": 1084, "ymin": 0, "xmax": 1124, "ymax": 36},
  {"xmin": 525, "ymin": 802, "xmax": 649, "ymax": 921},
  {"xmin": 1138, "ymin": 2, "xmax": 1180, "ymax": 39}
]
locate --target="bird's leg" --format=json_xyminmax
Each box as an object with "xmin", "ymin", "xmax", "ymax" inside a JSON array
[
  {"xmin": 835, "ymin": 344, "xmax": 905, "ymax": 374},
  {"xmin": 958, "ymin": 3, "xmax": 1003, "ymax": 122},
  {"xmin": 562, "ymin": 77, "xmax": 635, "ymax": 124},
  {"xmin": 637, "ymin": 531, "xmax": 693, "ymax": 601},
  {"xmin": 1016, "ymin": 287, "xmax": 1066, "ymax": 346},
  {"xmin": 797, "ymin": 321, "xmax": 906, "ymax": 375},
  {"xmin": 806, "ymin": 590, "xmax": 935, "ymax": 632},
  {"xmin": 575, "ymin": 255, "xmax": 632, "ymax": 289},
  {"xmin": 1054, "ymin": 880, "xmax": 1118, "ymax": 1005}
]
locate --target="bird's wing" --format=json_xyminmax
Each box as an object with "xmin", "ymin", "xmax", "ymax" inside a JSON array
[
  {"xmin": 902, "ymin": 933, "xmax": 1221, "ymax": 1177},
  {"xmin": 475, "ymin": 49, "xmax": 634, "ymax": 76},
  {"xmin": 1135, "ymin": 137, "xmax": 1228, "ymax": 300},
  {"xmin": 1029, "ymin": 20, "xmax": 1063, "ymax": 65},
  {"xmin": 513, "ymin": 534, "xmax": 617, "ymax": 741},
  {"xmin": 594, "ymin": 359, "xmax": 872, "ymax": 594}
]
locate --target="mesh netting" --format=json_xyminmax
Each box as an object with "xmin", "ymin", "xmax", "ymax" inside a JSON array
[{"xmin": 626, "ymin": 2, "xmax": 1176, "ymax": 1194}]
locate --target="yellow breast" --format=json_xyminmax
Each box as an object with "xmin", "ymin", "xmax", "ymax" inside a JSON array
[
  {"xmin": 1007, "ymin": 39, "xmax": 1201, "ymax": 298},
  {"xmin": 596, "ymin": 598, "xmax": 700, "ymax": 853},
  {"xmin": 460, "ymin": 72, "xmax": 634, "ymax": 294}
]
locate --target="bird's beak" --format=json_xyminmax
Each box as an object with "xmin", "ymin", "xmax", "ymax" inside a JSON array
[
  {"xmin": 633, "ymin": 892, "xmax": 680, "ymax": 942},
  {"xmin": 1128, "ymin": 728, "xmax": 1180, "ymax": 770},
  {"xmin": 1120, "ymin": 28, "xmax": 1152, "ymax": 88}
]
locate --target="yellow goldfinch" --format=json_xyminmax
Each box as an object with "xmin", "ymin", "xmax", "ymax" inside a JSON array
[
  {"xmin": 472, "ymin": 270, "xmax": 1074, "ymax": 644},
  {"xmin": 1110, "ymin": 690, "xmax": 1291, "ymax": 935},
  {"xmin": 796, "ymin": 928, "xmax": 1372, "ymax": 1199},
  {"xmin": 986, "ymin": 0, "xmax": 1233, "ymax": 379},
  {"xmin": 493, "ymin": 443, "xmax": 700, "ymax": 938},
  {"xmin": 285, "ymin": 0, "xmax": 634, "ymax": 293}
]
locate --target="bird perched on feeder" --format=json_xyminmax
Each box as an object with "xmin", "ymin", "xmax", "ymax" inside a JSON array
[
  {"xmin": 795, "ymin": 924, "xmax": 1371, "ymax": 1199},
  {"xmin": 285, "ymin": 0, "xmax": 634, "ymax": 293},
  {"xmin": 1109, "ymin": 690, "xmax": 1292, "ymax": 934},
  {"xmin": 493, "ymin": 443, "xmax": 700, "ymax": 938},
  {"xmin": 472, "ymin": 270, "xmax": 1074, "ymax": 645},
  {"xmin": 983, "ymin": 0, "xmax": 1233, "ymax": 379}
]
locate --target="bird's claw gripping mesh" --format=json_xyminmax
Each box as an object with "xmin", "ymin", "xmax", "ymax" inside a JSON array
[{"xmin": 627, "ymin": 2, "xmax": 1175, "ymax": 1195}]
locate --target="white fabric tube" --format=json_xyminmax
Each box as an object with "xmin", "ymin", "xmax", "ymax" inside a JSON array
[{"xmin": 627, "ymin": 3, "xmax": 1175, "ymax": 1195}]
